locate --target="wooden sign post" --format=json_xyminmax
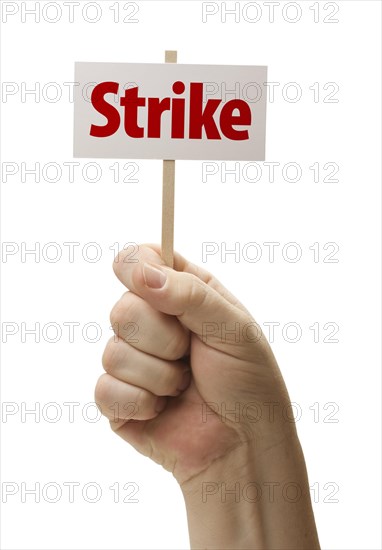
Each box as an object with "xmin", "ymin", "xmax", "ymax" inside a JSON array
[
  {"xmin": 73, "ymin": 57, "xmax": 268, "ymax": 264},
  {"xmin": 162, "ymin": 50, "xmax": 177, "ymax": 268}
]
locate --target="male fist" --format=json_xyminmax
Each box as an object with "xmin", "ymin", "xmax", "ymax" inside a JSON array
[{"xmin": 95, "ymin": 244, "xmax": 294, "ymax": 486}]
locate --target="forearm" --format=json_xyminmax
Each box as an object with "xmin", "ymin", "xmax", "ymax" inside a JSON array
[{"xmin": 180, "ymin": 432, "xmax": 320, "ymax": 550}]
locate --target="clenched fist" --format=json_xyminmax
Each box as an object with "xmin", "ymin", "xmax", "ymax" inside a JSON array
[
  {"xmin": 95, "ymin": 244, "xmax": 292, "ymax": 481},
  {"xmin": 95, "ymin": 243, "xmax": 319, "ymax": 549}
]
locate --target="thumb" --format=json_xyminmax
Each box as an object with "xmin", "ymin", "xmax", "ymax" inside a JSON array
[
  {"xmin": 114, "ymin": 249, "xmax": 263, "ymax": 361},
  {"xmin": 142, "ymin": 261, "xmax": 244, "ymax": 335}
]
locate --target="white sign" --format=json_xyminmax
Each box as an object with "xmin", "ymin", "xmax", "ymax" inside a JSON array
[{"xmin": 74, "ymin": 62, "xmax": 267, "ymax": 160}]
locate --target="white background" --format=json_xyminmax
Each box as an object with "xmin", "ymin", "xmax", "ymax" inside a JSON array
[{"xmin": 0, "ymin": 1, "xmax": 381, "ymax": 549}]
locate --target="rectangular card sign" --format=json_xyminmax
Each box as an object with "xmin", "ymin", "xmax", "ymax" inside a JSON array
[{"xmin": 74, "ymin": 62, "xmax": 267, "ymax": 161}]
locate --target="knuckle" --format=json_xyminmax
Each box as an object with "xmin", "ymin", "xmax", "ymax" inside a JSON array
[
  {"xmin": 162, "ymin": 331, "xmax": 188, "ymax": 361},
  {"xmin": 153, "ymin": 366, "xmax": 176, "ymax": 396},
  {"xmin": 94, "ymin": 373, "xmax": 111, "ymax": 408},
  {"xmin": 183, "ymin": 274, "xmax": 208, "ymax": 311},
  {"xmin": 110, "ymin": 299, "xmax": 124, "ymax": 327},
  {"xmin": 133, "ymin": 385, "xmax": 150, "ymax": 411},
  {"xmin": 102, "ymin": 337, "xmax": 119, "ymax": 374},
  {"xmin": 110, "ymin": 291, "xmax": 137, "ymax": 326},
  {"xmin": 161, "ymin": 368, "xmax": 182, "ymax": 396},
  {"xmin": 112, "ymin": 252, "xmax": 124, "ymax": 278}
]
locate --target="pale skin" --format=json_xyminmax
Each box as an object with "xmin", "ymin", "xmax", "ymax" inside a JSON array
[{"xmin": 95, "ymin": 244, "xmax": 320, "ymax": 550}]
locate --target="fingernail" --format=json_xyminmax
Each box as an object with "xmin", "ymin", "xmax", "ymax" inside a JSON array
[
  {"xmin": 155, "ymin": 397, "xmax": 167, "ymax": 413},
  {"xmin": 177, "ymin": 369, "xmax": 191, "ymax": 392},
  {"xmin": 143, "ymin": 263, "xmax": 167, "ymax": 289}
]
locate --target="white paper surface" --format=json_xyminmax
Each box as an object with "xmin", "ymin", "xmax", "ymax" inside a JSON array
[{"xmin": 73, "ymin": 62, "xmax": 267, "ymax": 160}]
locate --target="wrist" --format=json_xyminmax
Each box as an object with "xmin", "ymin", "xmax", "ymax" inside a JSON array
[
  {"xmin": 180, "ymin": 432, "xmax": 319, "ymax": 550},
  {"xmin": 180, "ymin": 440, "xmax": 266, "ymax": 550}
]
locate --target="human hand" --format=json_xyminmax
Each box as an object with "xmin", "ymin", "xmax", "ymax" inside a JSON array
[{"xmin": 95, "ymin": 244, "xmax": 295, "ymax": 486}]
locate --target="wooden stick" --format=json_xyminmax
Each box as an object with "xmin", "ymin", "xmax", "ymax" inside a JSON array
[{"xmin": 161, "ymin": 50, "xmax": 177, "ymax": 268}]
